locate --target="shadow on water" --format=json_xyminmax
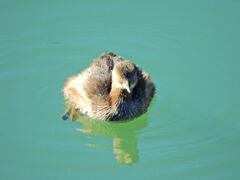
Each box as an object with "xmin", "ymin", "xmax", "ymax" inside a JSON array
[{"xmin": 67, "ymin": 110, "xmax": 149, "ymax": 165}]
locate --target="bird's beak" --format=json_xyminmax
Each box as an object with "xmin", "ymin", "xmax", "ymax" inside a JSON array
[
  {"xmin": 126, "ymin": 86, "xmax": 131, "ymax": 93},
  {"xmin": 124, "ymin": 82, "xmax": 131, "ymax": 93}
]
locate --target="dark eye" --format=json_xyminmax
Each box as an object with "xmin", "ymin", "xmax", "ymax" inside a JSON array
[{"xmin": 126, "ymin": 73, "xmax": 131, "ymax": 79}]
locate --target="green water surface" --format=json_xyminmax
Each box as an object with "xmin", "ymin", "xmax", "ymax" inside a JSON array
[{"xmin": 1, "ymin": 0, "xmax": 240, "ymax": 179}]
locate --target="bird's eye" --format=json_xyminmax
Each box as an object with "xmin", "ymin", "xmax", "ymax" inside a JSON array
[{"xmin": 126, "ymin": 73, "xmax": 131, "ymax": 79}]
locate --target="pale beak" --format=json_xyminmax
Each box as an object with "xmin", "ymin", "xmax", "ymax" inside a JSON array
[
  {"xmin": 125, "ymin": 86, "xmax": 131, "ymax": 93},
  {"xmin": 123, "ymin": 82, "xmax": 131, "ymax": 93}
]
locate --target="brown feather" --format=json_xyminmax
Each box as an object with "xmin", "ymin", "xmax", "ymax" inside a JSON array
[{"xmin": 62, "ymin": 52, "xmax": 155, "ymax": 121}]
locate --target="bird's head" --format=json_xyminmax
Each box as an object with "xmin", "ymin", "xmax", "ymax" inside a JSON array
[{"xmin": 112, "ymin": 60, "xmax": 138, "ymax": 93}]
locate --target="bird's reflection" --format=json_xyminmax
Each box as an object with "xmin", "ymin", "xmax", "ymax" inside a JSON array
[{"xmin": 66, "ymin": 105, "xmax": 149, "ymax": 165}]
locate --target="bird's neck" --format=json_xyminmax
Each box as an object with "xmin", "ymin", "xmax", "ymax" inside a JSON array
[{"xmin": 110, "ymin": 84, "xmax": 132, "ymax": 107}]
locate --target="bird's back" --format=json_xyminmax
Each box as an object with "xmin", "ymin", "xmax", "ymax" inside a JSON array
[
  {"xmin": 82, "ymin": 52, "xmax": 123, "ymax": 101},
  {"xmin": 63, "ymin": 52, "xmax": 123, "ymax": 117}
]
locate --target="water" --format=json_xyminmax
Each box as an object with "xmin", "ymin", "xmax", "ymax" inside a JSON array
[{"xmin": 1, "ymin": 0, "xmax": 240, "ymax": 179}]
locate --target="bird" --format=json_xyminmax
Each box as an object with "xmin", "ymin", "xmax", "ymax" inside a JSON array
[{"xmin": 62, "ymin": 52, "xmax": 155, "ymax": 121}]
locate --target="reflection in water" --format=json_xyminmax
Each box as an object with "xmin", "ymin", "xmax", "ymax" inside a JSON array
[
  {"xmin": 67, "ymin": 106, "xmax": 149, "ymax": 165},
  {"xmin": 113, "ymin": 137, "xmax": 139, "ymax": 164}
]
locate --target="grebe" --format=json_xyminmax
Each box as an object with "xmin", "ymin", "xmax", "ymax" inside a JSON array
[{"xmin": 62, "ymin": 52, "xmax": 155, "ymax": 121}]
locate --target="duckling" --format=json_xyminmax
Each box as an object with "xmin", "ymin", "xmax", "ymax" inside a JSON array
[{"xmin": 62, "ymin": 52, "xmax": 155, "ymax": 121}]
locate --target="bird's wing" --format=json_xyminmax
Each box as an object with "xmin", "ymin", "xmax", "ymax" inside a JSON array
[{"xmin": 63, "ymin": 53, "xmax": 123, "ymax": 113}]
